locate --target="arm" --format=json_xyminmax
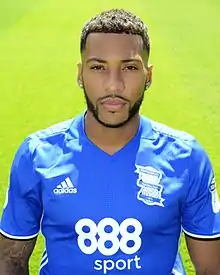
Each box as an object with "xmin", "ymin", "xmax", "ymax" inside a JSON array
[
  {"xmin": 0, "ymin": 137, "xmax": 42, "ymax": 274},
  {"xmin": 186, "ymin": 236, "xmax": 220, "ymax": 275},
  {"xmin": 181, "ymin": 140, "xmax": 220, "ymax": 274},
  {"xmin": 0, "ymin": 234, "xmax": 37, "ymax": 275}
]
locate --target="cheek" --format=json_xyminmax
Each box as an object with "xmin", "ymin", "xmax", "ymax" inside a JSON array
[
  {"xmin": 83, "ymin": 72, "xmax": 104, "ymax": 89},
  {"xmin": 83, "ymin": 74, "xmax": 104, "ymax": 101},
  {"xmin": 122, "ymin": 74, "xmax": 146, "ymax": 97},
  {"xmin": 123, "ymin": 70, "xmax": 146, "ymax": 84}
]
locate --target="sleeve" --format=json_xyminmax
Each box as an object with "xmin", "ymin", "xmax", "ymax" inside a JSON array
[
  {"xmin": 181, "ymin": 139, "xmax": 220, "ymax": 239},
  {"xmin": 0, "ymin": 137, "xmax": 42, "ymax": 239}
]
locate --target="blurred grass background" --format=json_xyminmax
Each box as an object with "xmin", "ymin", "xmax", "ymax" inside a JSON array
[{"xmin": 0, "ymin": 1, "xmax": 219, "ymax": 273}]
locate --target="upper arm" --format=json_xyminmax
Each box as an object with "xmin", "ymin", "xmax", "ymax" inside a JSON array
[
  {"xmin": 186, "ymin": 236, "xmax": 220, "ymax": 274},
  {"xmin": 181, "ymin": 140, "xmax": 220, "ymax": 238},
  {"xmin": 0, "ymin": 137, "xmax": 42, "ymax": 239},
  {"xmin": 0, "ymin": 233, "xmax": 37, "ymax": 273},
  {"xmin": 181, "ymin": 140, "xmax": 220, "ymax": 272}
]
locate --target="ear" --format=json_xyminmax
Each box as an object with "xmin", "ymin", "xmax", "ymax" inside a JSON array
[
  {"xmin": 77, "ymin": 63, "xmax": 83, "ymax": 88},
  {"xmin": 145, "ymin": 64, "xmax": 153, "ymax": 89}
]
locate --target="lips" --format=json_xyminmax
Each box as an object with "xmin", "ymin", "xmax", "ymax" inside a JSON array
[
  {"xmin": 101, "ymin": 97, "xmax": 126, "ymax": 108},
  {"xmin": 100, "ymin": 98, "xmax": 126, "ymax": 110}
]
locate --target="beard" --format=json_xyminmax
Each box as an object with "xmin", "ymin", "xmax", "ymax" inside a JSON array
[{"xmin": 83, "ymin": 88, "xmax": 145, "ymax": 128}]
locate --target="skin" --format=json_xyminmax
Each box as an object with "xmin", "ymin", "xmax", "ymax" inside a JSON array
[
  {"xmin": 0, "ymin": 32, "xmax": 219, "ymax": 275},
  {"xmin": 186, "ymin": 237, "xmax": 220, "ymax": 274},
  {"xmin": 78, "ymin": 33, "xmax": 152, "ymax": 155},
  {"xmin": 0, "ymin": 234, "xmax": 37, "ymax": 275}
]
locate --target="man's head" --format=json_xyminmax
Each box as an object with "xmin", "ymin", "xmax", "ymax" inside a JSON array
[{"xmin": 77, "ymin": 9, "xmax": 152, "ymax": 128}]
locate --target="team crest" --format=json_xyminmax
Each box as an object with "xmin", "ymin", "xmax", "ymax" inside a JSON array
[{"xmin": 135, "ymin": 165, "xmax": 165, "ymax": 207}]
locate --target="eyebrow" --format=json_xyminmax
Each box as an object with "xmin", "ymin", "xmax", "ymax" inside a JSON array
[{"xmin": 86, "ymin": 58, "xmax": 142, "ymax": 64}]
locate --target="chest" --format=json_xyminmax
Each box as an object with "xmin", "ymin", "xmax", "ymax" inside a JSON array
[{"xmin": 39, "ymin": 148, "xmax": 187, "ymax": 236}]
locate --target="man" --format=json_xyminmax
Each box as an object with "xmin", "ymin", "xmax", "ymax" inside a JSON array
[{"xmin": 0, "ymin": 8, "xmax": 220, "ymax": 275}]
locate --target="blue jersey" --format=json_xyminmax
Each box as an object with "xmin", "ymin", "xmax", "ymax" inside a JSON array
[{"xmin": 1, "ymin": 114, "xmax": 220, "ymax": 275}]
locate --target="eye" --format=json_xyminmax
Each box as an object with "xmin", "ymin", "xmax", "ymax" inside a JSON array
[
  {"xmin": 90, "ymin": 65, "xmax": 105, "ymax": 71},
  {"xmin": 123, "ymin": 65, "xmax": 138, "ymax": 71}
]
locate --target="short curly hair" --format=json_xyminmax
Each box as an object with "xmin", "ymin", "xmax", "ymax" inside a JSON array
[{"xmin": 80, "ymin": 9, "xmax": 150, "ymax": 56}]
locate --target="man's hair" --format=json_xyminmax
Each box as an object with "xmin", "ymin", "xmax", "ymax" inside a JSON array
[{"xmin": 80, "ymin": 9, "xmax": 150, "ymax": 56}]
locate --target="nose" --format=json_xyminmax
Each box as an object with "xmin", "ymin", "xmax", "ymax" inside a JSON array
[{"xmin": 105, "ymin": 69, "xmax": 125, "ymax": 94}]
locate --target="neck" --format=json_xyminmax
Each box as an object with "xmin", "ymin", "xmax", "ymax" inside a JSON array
[{"xmin": 84, "ymin": 111, "xmax": 140, "ymax": 154}]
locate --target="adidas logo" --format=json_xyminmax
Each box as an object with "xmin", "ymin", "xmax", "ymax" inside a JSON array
[{"xmin": 53, "ymin": 177, "xmax": 77, "ymax": 195}]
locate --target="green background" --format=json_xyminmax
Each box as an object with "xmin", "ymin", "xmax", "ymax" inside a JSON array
[{"xmin": 0, "ymin": 1, "xmax": 219, "ymax": 274}]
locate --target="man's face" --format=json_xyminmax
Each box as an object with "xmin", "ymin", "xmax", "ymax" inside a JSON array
[{"xmin": 78, "ymin": 33, "xmax": 152, "ymax": 128}]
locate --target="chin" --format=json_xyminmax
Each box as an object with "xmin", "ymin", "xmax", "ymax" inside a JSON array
[{"xmin": 96, "ymin": 115, "xmax": 132, "ymax": 129}]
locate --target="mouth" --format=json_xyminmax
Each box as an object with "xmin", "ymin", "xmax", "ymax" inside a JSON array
[{"xmin": 100, "ymin": 97, "xmax": 127, "ymax": 111}]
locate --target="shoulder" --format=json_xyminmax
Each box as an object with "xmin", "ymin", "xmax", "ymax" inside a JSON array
[
  {"xmin": 30, "ymin": 115, "xmax": 82, "ymax": 144},
  {"xmin": 140, "ymin": 115, "xmax": 206, "ymax": 158},
  {"xmin": 141, "ymin": 115, "xmax": 194, "ymax": 142},
  {"xmin": 149, "ymin": 118, "xmax": 194, "ymax": 142},
  {"xmin": 24, "ymin": 114, "xmax": 83, "ymax": 148},
  {"xmin": 14, "ymin": 114, "xmax": 83, "ymax": 163}
]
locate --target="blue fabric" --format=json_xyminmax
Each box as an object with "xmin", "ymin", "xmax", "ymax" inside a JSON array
[{"xmin": 1, "ymin": 114, "xmax": 219, "ymax": 274}]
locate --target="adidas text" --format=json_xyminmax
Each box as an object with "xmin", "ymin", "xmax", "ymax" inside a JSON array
[{"xmin": 54, "ymin": 187, "xmax": 77, "ymax": 194}]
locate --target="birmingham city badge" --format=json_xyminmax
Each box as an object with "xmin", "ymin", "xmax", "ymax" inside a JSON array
[{"xmin": 135, "ymin": 165, "xmax": 165, "ymax": 207}]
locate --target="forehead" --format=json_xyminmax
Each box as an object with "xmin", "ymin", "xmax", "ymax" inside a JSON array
[{"xmin": 83, "ymin": 33, "xmax": 146, "ymax": 61}]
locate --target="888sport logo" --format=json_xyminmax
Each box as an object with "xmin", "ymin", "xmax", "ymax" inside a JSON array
[{"xmin": 75, "ymin": 218, "xmax": 143, "ymax": 274}]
